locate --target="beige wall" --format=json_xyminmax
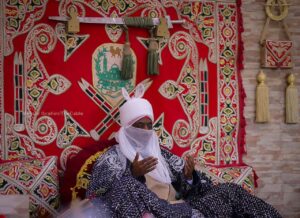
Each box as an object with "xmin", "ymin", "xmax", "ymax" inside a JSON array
[{"xmin": 241, "ymin": 0, "xmax": 300, "ymax": 217}]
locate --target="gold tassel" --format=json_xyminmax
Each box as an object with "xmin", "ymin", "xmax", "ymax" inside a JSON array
[
  {"xmin": 121, "ymin": 26, "xmax": 134, "ymax": 80},
  {"xmin": 286, "ymin": 73, "xmax": 299, "ymax": 123},
  {"xmin": 256, "ymin": 70, "xmax": 270, "ymax": 123},
  {"xmin": 147, "ymin": 28, "xmax": 159, "ymax": 76}
]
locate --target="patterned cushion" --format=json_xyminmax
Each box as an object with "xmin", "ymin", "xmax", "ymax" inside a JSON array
[
  {"xmin": 196, "ymin": 164, "xmax": 256, "ymax": 193},
  {"xmin": 0, "ymin": 156, "xmax": 60, "ymax": 217}
]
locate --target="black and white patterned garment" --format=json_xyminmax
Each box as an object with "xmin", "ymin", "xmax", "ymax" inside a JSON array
[{"xmin": 86, "ymin": 145, "xmax": 282, "ymax": 218}]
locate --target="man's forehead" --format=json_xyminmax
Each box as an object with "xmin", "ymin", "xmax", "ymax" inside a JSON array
[{"xmin": 134, "ymin": 116, "xmax": 152, "ymax": 123}]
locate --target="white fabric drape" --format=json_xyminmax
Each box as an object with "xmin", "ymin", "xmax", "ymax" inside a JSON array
[{"xmin": 116, "ymin": 126, "xmax": 171, "ymax": 184}]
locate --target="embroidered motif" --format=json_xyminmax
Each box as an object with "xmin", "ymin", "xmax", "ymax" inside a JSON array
[
  {"xmin": 40, "ymin": 74, "xmax": 71, "ymax": 95},
  {"xmin": 180, "ymin": 2, "xmax": 217, "ymax": 63},
  {"xmin": 92, "ymin": 43, "xmax": 136, "ymax": 107},
  {"xmin": 164, "ymin": 31, "xmax": 200, "ymax": 148},
  {"xmin": 3, "ymin": 113, "xmax": 45, "ymax": 160},
  {"xmin": 217, "ymin": 4, "xmax": 240, "ymax": 164},
  {"xmin": 189, "ymin": 118, "xmax": 218, "ymax": 165},
  {"xmin": 88, "ymin": 0, "xmax": 136, "ymax": 15},
  {"xmin": 0, "ymin": 156, "xmax": 60, "ymax": 217},
  {"xmin": 60, "ymin": 145, "xmax": 82, "ymax": 171},
  {"xmin": 55, "ymin": 23, "xmax": 90, "ymax": 62},
  {"xmin": 24, "ymin": 24, "xmax": 59, "ymax": 145},
  {"xmin": 58, "ymin": 1, "xmax": 85, "ymax": 17},
  {"xmin": 4, "ymin": 0, "xmax": 48, "ymax": 56},
  {"xmin": 13, "ymin": 52, "xmax": 25, "ymax": 132},
  {"xmin": 198, "ymin": 164, "xmax": 255, "ymax": 193},
  {"xmin": 57, "ymin": 111, "xmax": 90, "ymax": 149},
  {"xmin": 153, "ymin": 113, "xmax": 173, "ymax": 150},
  {"xmin": 199, "ymin": 59, "xmax": 209, "ymax": 134},
  {"xmin": 59, "ymin": 0, "xmax": 137, "ymax": 17},
  {"xmin": 159, "ymin": 80, "xmax": 184, "ymax": 100},
  {"xmin": 105, "ymin": 11, "xmax": 123, "ymax": 42},
  {"xmin": 262, "ymin": 40, "xmax": 293, "ymax": 68}
]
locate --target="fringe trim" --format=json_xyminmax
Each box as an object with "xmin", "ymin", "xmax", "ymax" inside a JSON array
[{"xmin": 236, "ymin": 0, "xmax": 258, "ymax": 187}]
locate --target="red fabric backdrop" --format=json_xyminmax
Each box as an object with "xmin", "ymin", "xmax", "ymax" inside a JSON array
[{"xmin": 1, "ymin": 0, "xmax": 249, "ymax": 176}]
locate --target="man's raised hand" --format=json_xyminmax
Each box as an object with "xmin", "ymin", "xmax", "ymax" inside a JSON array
[{"xmin": 131, "ymin": 153, "xmax": 158, "ymax": 177}]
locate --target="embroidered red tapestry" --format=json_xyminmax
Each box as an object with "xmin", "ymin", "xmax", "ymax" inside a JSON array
[{"xmin": 0, "ymin": 0, "xmax": 255, "ymax": 191}]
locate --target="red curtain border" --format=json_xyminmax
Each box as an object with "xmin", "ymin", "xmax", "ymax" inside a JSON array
[{"xmin": 236, "ymin": 0, "xmax": 258, "ymax": 187}]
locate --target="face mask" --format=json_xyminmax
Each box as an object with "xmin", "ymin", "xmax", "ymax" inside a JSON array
[
  {"xmin": 124, "ymin": 126, "xmax": 154, "ymax": 152},
  {"xmin": 117, "ymin": 124, "xmax": 172, "ymax": 184}
]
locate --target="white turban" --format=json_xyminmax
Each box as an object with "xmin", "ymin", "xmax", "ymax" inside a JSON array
[
  {"xmin": 119, "ymin": 97, "xmax": 154, "ymax": 127},
  {"xmin": 116, "ymin": 83, "xmax": 171, "ymax": 184}
]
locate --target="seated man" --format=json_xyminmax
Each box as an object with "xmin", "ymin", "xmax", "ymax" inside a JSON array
[{"xmin": 86, "ymin": 84, "xmax": 281, "ymax": 218}]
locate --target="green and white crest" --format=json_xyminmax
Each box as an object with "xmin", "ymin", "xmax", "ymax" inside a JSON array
[{"xmin": 92, "ymin": 43, "xmax": 136, "ymax": 106}]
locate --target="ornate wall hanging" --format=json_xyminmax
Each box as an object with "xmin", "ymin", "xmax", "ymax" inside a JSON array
[
  {"xmin": 260, "ymin": 0, "xmax": 293, "ymax": 68},
  {"xmin": 0, "ymin": 1, "xmax": 255, "ymax": 200}
]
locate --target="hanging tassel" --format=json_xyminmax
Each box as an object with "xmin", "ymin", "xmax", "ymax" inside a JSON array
[
  {"xmin": 147, "ymin": 28, "xmax": 159, "ymax": 76},
  {"xmin": 256, "ymin": 70, "xmax": 270, "ymax": 123},
  {"xmin": 121, "ymin": 26, "xmax": 134, "ymax": 80},
  {"xmin": 286, "ymin": 73, "xmax": 299, "ymax": 123}
]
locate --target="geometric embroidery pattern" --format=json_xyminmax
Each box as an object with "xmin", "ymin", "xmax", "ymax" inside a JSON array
[
  {"xmin": 56, "ymin": 23, "xmax": 89, "ymax": 62},
  {"xmin": 40, "ymin": 74, "xmax": 71, "ymax": 95},
  {"xmin": 13, "ymin": 52, "xmax": 25, "ymax": 132},
  {"xmin": 3, "ymin": 0, "xmax": 48, "ymax": 56},
  {"xmin": 3, "ymin": 113, "xmax": 45, "ymax": 161},
  {"xmin": 0, "ymin": 156, "xmax": 60, "ymax": 217},
  {"xmin": 262, "ymin": 40, "xmax": 293, "ymax": 68},
  {"xmin": 24, "ymin": 24, "xmax": 59, "ymax": 146},
  {"xmin": 105, "ymin": 11, "xmax": 123, "ymax": 42},
  {"xmin": 197, "ymin": 164, "xmax": 255, "ymax": 194},
  {"xmin": 217, "ymin": 4, "xmax": 240, "ymax": 165},
  {"xmin": 180, "ymin": 1, "xmax": 217, "ymax": 63},
  {"xmin": 163, "ymin": 31, "xmax": 202, "ymax": 149},
  {"xmin": 57, "ymin": 111, "xmax": 90, "ymax": 149},
  {"xmin": 199, "ymin": 59, "xmax": 210, "ymax": 134},
  {"xmin": 153, "ymin": 113, "xmax": 173, "ymax": 150},
  {"xmin": 187, "ymin": 117, "xmax": 218, "ymax": 165}
]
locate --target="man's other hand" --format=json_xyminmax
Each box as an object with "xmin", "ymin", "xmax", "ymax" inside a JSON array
[
  {"xmin": 131, "ymin": 153, "xmax": 158, "ymax": 177},
  {"xmin": 184, "ymin": 155, "xmax": 195, "ymax": 180}
]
